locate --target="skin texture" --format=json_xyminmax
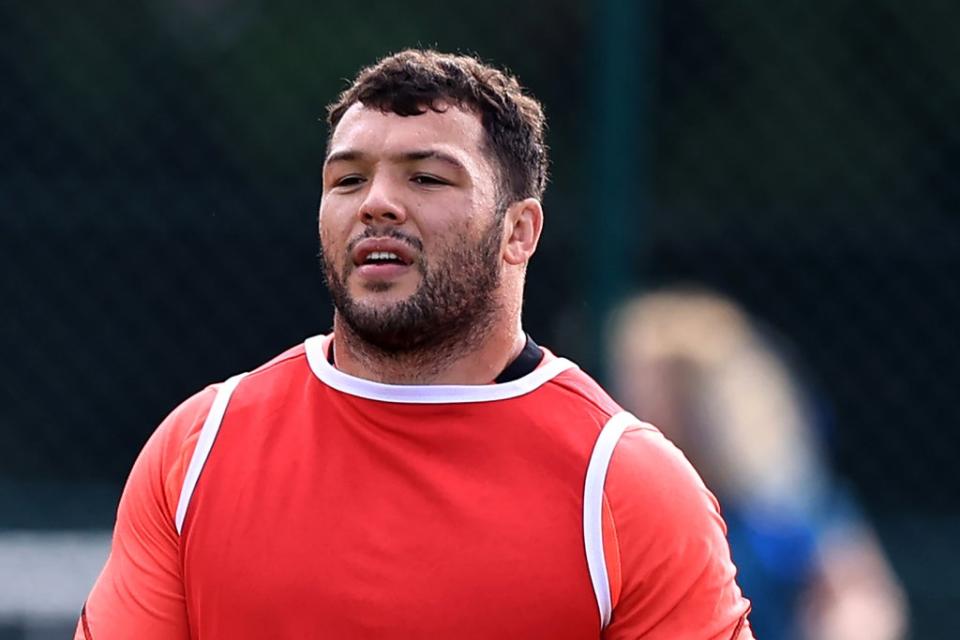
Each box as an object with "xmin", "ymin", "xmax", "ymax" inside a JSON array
[{"xmin": 319, "ymin": 102, "xmax": 543, "ymax": 384}]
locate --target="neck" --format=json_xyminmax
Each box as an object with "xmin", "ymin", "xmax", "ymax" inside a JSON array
[{"xmin": 331, "ymin": 310, "xmax": 526, "ymax": 385}]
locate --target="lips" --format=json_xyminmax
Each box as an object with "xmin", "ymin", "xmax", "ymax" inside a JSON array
[{"xmin": 351, "ymin": 237, "xmax": 417, "ymax": 267}]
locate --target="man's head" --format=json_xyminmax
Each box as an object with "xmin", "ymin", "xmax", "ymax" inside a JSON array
[
  {"xmin": 326, "ymin": 49, "xmax": 548, "ymax": 205},
  {"xmin": 319, "ymin": 50, "xmax": 547, "ymax": 358}
]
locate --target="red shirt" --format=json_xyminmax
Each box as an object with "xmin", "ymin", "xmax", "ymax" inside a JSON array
[{"xmin": 78, "ymin": 335, "xmax": 752, "ymax": 639}]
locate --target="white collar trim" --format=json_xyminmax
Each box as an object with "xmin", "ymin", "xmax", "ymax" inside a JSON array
[{"xmin": 303, "ymin": 334, "xmax": 577, "ymax": 404}]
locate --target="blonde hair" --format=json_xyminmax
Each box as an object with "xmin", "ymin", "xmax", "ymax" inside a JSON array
[{"xmin": 608, "ymin": 288, "xmax": 828, "ymax": 514}]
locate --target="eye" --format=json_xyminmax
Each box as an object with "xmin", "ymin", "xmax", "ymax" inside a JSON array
[
  {"xmin": 411, "ymin": 174, "xmax": 449, "ymax": 186},
  {"xmin": 333, "ymin": 175, "xmax": 365, "ymax": 188}
]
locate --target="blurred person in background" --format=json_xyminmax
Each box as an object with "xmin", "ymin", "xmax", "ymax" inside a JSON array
[{"xmin": 608, "ymin": 287, "xmax": 908, "ymax": 640}]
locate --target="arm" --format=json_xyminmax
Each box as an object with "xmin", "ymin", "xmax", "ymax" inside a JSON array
[
  {"xmin": 602, "ymin": 426, "xmax": 753, "ymax": 640},
  {"xmin": 800, "ymin": 521, "xmax": 908, "ymax": 640},
  {"xmin": 75, "ymin": 386, "xmax": 217, "ymax": 640}
]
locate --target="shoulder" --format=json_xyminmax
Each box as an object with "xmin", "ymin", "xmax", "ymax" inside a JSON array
[
  {"xmin": 602, "ymin": 422, "xmax": 752, "ymax": 638},
  {"xmin": 248, "ymin": 341, "xmax": 309, "ymax": 375},
  {"xmin": 144, "ymin": 340, "xmax": 314, "ymax": 512},
  {"xmin": 537, "ymin": 350, "xmax": 623, "ymax": 421},
  {"xmin": 103, "ymin": 381, "xmax": 221, "ymax": 551},
  {"xmin": 606, "ymin": 424, "xmax": 720, "ymax": 529},
  {"xmin": 241, "ymin": 341, "xmax": 311, "ymax": 389},
  {"xmin": 209, "ymin": 341, "xmax": 317, "ymax": 416},
  {"xmin": 145, "ymin": 383, "xmax": 220, "ymax": 517}
]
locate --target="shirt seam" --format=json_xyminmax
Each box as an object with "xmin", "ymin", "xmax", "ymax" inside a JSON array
[{"xmin": 602, "ymin": 489, "xmax": 623, "ymax": 613}]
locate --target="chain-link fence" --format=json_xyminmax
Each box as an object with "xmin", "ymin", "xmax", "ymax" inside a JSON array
[
  {"xmin": 642, "ymin": 6, "xmax": 960, "ymax": 634},
  {"xmin": 2, "ymin": 2, "xmax": 958, "ymax": 637}
]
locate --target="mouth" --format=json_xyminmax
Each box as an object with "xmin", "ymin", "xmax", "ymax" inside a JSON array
[
  {"xmin": 356, "ymin": 249, "xmax": 411, "ymax": 267},
  {"xmin": 349, "ymin": 236, "xmax": 418, "ymax": 281}
]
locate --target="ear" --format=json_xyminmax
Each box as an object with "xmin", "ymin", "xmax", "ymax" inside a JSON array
[{"xmin": 502, "ymin": 198, "xmax": 544, "ymax": 266}]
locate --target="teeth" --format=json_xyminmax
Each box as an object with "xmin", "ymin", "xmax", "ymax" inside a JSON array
[{"xmin": 367, "ymin": 251, "xmax": 400, "ymax": 262}]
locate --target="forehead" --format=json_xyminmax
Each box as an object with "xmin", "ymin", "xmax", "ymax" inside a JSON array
[{"xmin": 328, "ymin": 103, "xmax": 487, "ymax": 166}]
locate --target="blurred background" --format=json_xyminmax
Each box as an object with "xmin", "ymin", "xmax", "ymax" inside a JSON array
[{"xmin": 1, "ymin": 1, "xmax": 958, "ymax": 637}]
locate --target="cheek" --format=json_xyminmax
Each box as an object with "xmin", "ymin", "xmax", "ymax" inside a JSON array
[
  {"xmin": 317, "ymin": 218, "xmax": 344, "ymax": 267},
  {"xmin": 317, "ymin": 218, "xmax": 331, "ymax": 248},
  {"xmin": 421, "ymin": 220, "xmax": 469, "ymax": 258},
  {"xmin": 434, "ymin": 197, "xmax": 486, "ymax": 235},
  {"xmin": 318, "ymin": 202, "xmax": 347, "ymax": 243}
]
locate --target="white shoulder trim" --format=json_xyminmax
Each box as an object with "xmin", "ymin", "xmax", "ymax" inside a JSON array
[
  {"xmin": 175, "ymin": 373, "xmax": 248, "ymax": 534},
  {"xmin": 583, "ymin": 411, "xmax": 643, "ymax": 629},
  {"xmin": 303, "ymin": 334, "xmax": 577, "ymax": 404}
]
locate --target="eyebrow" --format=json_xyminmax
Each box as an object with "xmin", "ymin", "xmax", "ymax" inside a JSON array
[{"xmin": 324, "ymin": 149, "xmax": 467, "ymax": 172}]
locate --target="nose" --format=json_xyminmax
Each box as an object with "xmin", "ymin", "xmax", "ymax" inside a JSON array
[{"xmin": 358, "ymin": 175, "xmax": 407, "ymax": 226}]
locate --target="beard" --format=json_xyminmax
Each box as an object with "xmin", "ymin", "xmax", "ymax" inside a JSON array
[{"xmin": 320, "ymin": 218, "xmax": 503, "ymax": 356}]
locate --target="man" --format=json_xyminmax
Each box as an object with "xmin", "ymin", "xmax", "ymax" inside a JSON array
[{"xmin": 77, "ymin": 50, "xmax": 752, "ymax": 639}]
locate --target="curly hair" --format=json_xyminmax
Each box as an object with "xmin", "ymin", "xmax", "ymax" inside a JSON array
[{"xmin": 326, "ymin": 49, "xmax": 548, "ymax": 203}]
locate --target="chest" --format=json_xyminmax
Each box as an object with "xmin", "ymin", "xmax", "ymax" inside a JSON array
[{"xmin": 181, "ymin": 391, "xmax": 601, "ymax": 639}]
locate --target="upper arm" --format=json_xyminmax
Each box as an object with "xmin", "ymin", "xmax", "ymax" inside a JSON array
[
  {"xmin": 601, "ymin": 426, "xmax": 753, "ymax": 640},
  {"xmin": 77, "ymin": 386, "xmax": 217, "ymax": 640}
]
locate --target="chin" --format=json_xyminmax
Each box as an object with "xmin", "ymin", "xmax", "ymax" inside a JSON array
[
  {"xmin": 353, "ymin": 276, "xmax": 420, "ymax": 297},
  {"xmin": 351, "ymin": 287, "xmax": 414, "ymax": 308},
  {"xmin": 358, "ymin": 281, "xmax": 395, "ymax": 294}
]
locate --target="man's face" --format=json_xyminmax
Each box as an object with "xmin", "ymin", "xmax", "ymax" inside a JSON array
[{"xmin": 319, "ymin": 102, "xmax": 505, "ymax": 352}]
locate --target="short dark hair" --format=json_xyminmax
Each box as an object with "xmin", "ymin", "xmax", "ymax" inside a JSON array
[{"xmin": 327, "ymin": 49, "xmax": 548, "ymax": 203}]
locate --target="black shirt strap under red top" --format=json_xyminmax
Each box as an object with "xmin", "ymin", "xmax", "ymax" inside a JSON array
[{"xmin": 327, "ymin": 334, "xmax": 545, "ymax": 383}]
